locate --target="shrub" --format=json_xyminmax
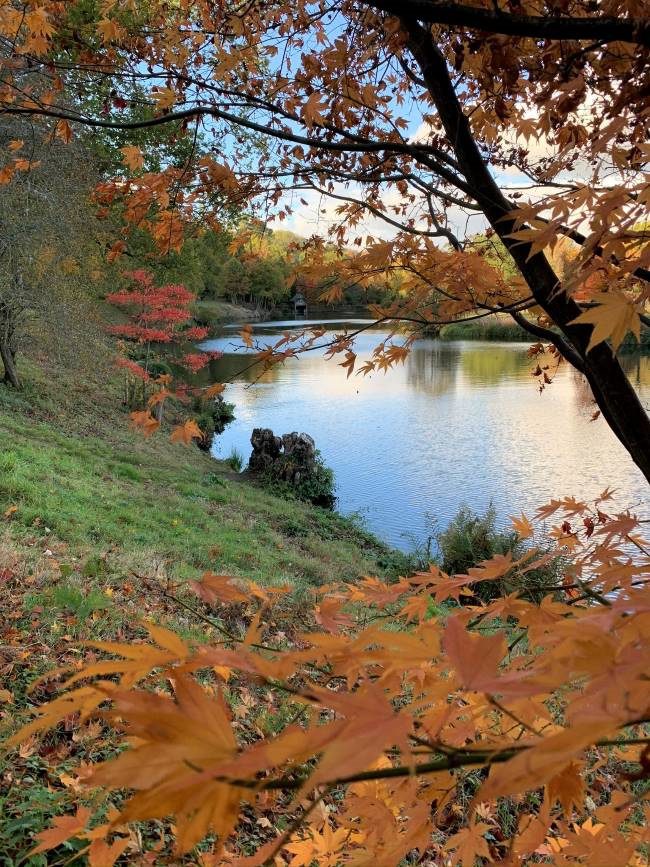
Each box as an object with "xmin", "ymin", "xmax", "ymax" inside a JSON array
[
  {"xmin": 195, "ymin": 397, "xmax": 236, "ymax": 451},
  {"xmin": 435, "ymin": 504, "xmax": 561, "ymax": 602},
  {"xmin": 261, "ymin": 450, "xmax": 336, "ymax": 509},
  {"xmin": 225, "ymin": 447, "xmax": 243, "ymax": 472},
  {"xmin": 376, "ymin": 547, "xmax": 430, "ymax": 582},
  {"xmin": 439, "ymin": 319, "xmax": 532, "ymax": 341}
]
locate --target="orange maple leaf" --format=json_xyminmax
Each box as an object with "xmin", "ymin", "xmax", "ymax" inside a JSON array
[
  {"xmin": 170, "ymin": 419, "xmax": 203, "ymax": 445},
  {"xmin": 204, "ymin": 382, "xmax": 226, "ymax": 398},
  {"xmin": 284, "ymin": 826, "xmax": 350, "ymax": 867},
  {"xmin": 88, "ymin": 837, "xmax": 130, "ymax": 867},
  {"xmin": 443, "ymin": 615, "xmax": 506, "ymax": 691},
  {"xmin": 129, "ymin": 410, "xmax": 160, "ymax": 437},
  {"xmin": 445, "ymin": 820, "xmax": 492, "ymax": 866},
  {"xmin": 120, "ymin": 145, "xmax": 144, "ymax": 171},
  {"xmin": 570, "ymin": 291, "xmax": 641, "ymax": 351},
  {"xmin": 30, "ymin": 806, "xmax": 92, "ymax": 855},
  {"xmin": 511, "ymin": 513, "xmax": 534, "ymax": 539}
]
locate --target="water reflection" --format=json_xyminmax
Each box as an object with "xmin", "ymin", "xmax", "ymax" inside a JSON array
[
  {"xmin": 460, "ymin": 344, "xmax": 530, "ymax": 386},
  {"xmin": 406, "ymin": 341, "xmax": 461, "ymax": 398},
  {"xmin": 200, "ymin": 323, "xmax": 650, "ymax": 550}
]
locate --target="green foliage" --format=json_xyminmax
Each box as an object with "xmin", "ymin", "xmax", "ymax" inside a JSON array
[
  {"xmin": 435, "ymin": 505, "xmax": 560, "ymax": 603},
  {"xmin": 195, "ymin": 398, "xmax": 236, "ymax": 451},
  {"xmin": 440, "ymin": 318, "xmax": 532, "ymax": 342},
  {"xmin": 260, "ymin": 451, "xmax": 336, "ymax": 510},
  {"xmin": 45, "ymin": 583, "xmax": 114, "ymax": 621},
  {"xmin": 124, "ymin": 229, "xmax": 234, "ymax": 298},
  {"xmin": 246, "ymin": 257, "xmax": 287, "ymax": 307},
  {"xmin": 219, "ymin": 257, "xmax": 250, "ymax": 300},
  {"xmin": 225, "ymin": 447, "xmax": 244, "ymax": 472},
  {"xmin": 375, "ymin": 547, "xmax": 430, "ymax": 582}
]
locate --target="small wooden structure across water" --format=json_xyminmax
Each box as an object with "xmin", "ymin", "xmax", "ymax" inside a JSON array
[{"xmin": 292, "ymin": 291, "xmax": 307, "ymax": 318}]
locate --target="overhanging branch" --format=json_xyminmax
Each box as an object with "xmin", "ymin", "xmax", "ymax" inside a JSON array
[{"xmin": 367, "ymin": 0, "xmax": 650, "ymax": 47}]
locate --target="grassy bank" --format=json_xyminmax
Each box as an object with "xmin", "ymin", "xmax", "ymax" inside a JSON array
[
  {"xmin": 439, "ymin": 315, "xmax": 532, "ymax": 342},
  {"xmin": 439, "ymin": 314, "xmax": 650, "ymax": 350},
  {"xmin": 0, "ymin": 337, "xmax": 404, "ymax": 862},
  {"xmin": 0, "ymin": 352, "xmax": 396, "ymax": 592},
  {"xmin": 192, "ymin": 299, "xmax": 262, "ymax": 328}
]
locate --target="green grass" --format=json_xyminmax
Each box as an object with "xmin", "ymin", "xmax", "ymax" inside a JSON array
[
  {"xmin": 192, "ymin": 299, "xmax": 259, "ymax": 326},
  {"xmin": 0, "ymin": 340, "xmax": 401, "ymax": 863},
  {"xmin": 0, "ymin": 339, "xmax": 397, "ymax": 597},
  {"xmin": 225, "ymin": 446, "xmax": 244, "ymax": 472},
  {"xmin": 439, "ymin": 316, "xmax": 533, "ymax": 342},
  {"xmin": 440, "ymin": 314, "xmax": 650, "ymax": 351},
  {"xmin": 0, "ymin": 407, "xmax": 389, "ymax": 589}
]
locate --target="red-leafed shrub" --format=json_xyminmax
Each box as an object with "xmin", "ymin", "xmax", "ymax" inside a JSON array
[{"xmin": 106, "ymin": 270, "xmax": 216, "ymax": 409}]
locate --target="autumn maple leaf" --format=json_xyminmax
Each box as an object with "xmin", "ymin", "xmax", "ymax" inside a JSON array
[
  {"xmin": 570, "ymin": 291, "xmax": 641, "ymax": 351},
  {"xmin": 170, "ymin": 419, "xmax": 203, "ymax": 445},
  {"xmin": 30, "ymin": 806, "xmax": 92, "ymax": 855},
  {"xmin": 284, "ymin": 826, "xmax": 350, "ymax": 867},
  {"xmin": 120, "ymin": 145, "xmax": 144, "ymax": 171},
  {"xmin": 445, "ymin": 821, "xmax": 492, "ymax": 866},
  {"xmin": 129, "ymin": 410, "xmax": 160, "ymax": 437},
  {"xmin": 443, "ymin": 615, "xmax": 506, "ymax": 691}
]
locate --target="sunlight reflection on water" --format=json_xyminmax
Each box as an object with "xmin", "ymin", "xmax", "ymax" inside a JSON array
[{"xmin": 200, "ymin": 322, "xmax": 650, "ymax": 551}]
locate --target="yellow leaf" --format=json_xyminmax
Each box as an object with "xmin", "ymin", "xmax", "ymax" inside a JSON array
[
  {"xmin": 120, "ymin": 145, "xmax": 144, "ymax": 171},
  {"xmin": 510, "ymin": 513, "xmax": 534, "ymax": 540},
  {"xmin": 25, "ymin": 7, "xmax": 55, "ymax": 39},
  {"xmin": 5, "ymin": 685, "xmax": 111, "ymax": 747},
  {"xmin": 91, "ymin": 674, "xmax": 240, "ymax": 853},
  {"xmin": 284, "ymin": 826, "xmax": 350, "ymax": 867},
  {"xmin": 153, "ymin": 87, "xmax": 177, "ymax": 109},
  {"xmin": 97, "ymin": 17, "xmax": 124, "ymax": 43},
  {"xmin": 144, "ymin": 623, "xmax": 190, "ymax": 658},
  {"xmin": 570, "ymin": 292, "xmax": 641, "ymax": 351},
  {"xmin": 445, "ymin": 821, "xmax": 492, "ymax": 866},
  {"xmin": 204, "ymin": 382, "xmax": 225, "ymax": 398}
]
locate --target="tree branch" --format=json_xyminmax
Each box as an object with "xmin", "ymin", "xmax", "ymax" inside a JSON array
[
  {"xmin": 508, "ymin": 310, "xmax": 585, "ymax": 374},
  {"xmin": 402, "ymin": 14, "xmax": 650, "ymax": 485},
  {"xmin": 368, "ymin": 0, "xmax": 650, "ymax": 47}
]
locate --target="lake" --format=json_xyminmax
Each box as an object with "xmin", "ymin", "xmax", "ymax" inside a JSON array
[{"xmin": 200, "ymin": 320, "xmax": 650, "ymax": 550}]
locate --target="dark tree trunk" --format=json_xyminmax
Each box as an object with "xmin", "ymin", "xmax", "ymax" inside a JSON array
[
  {"xmin": 0, "ymin": 341, "xmax": 20, "ymax": 389},
  {"xmin": 403, "ymin": 18, "xmax": 650, "ymax": 486}
]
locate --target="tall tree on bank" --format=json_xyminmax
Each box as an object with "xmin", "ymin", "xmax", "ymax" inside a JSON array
[
  {"xmin": 0, "ymin": 0, "xmax": 649, "ymax": 478},
  {"xmin": 0, "ymin": 117, "xmax": 109, "ymax": 387}
]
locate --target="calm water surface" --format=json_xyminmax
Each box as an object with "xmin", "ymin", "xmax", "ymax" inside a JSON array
[{"xmin": 201, "ymin": 321, "xmax": 650, "ymax": 550}]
